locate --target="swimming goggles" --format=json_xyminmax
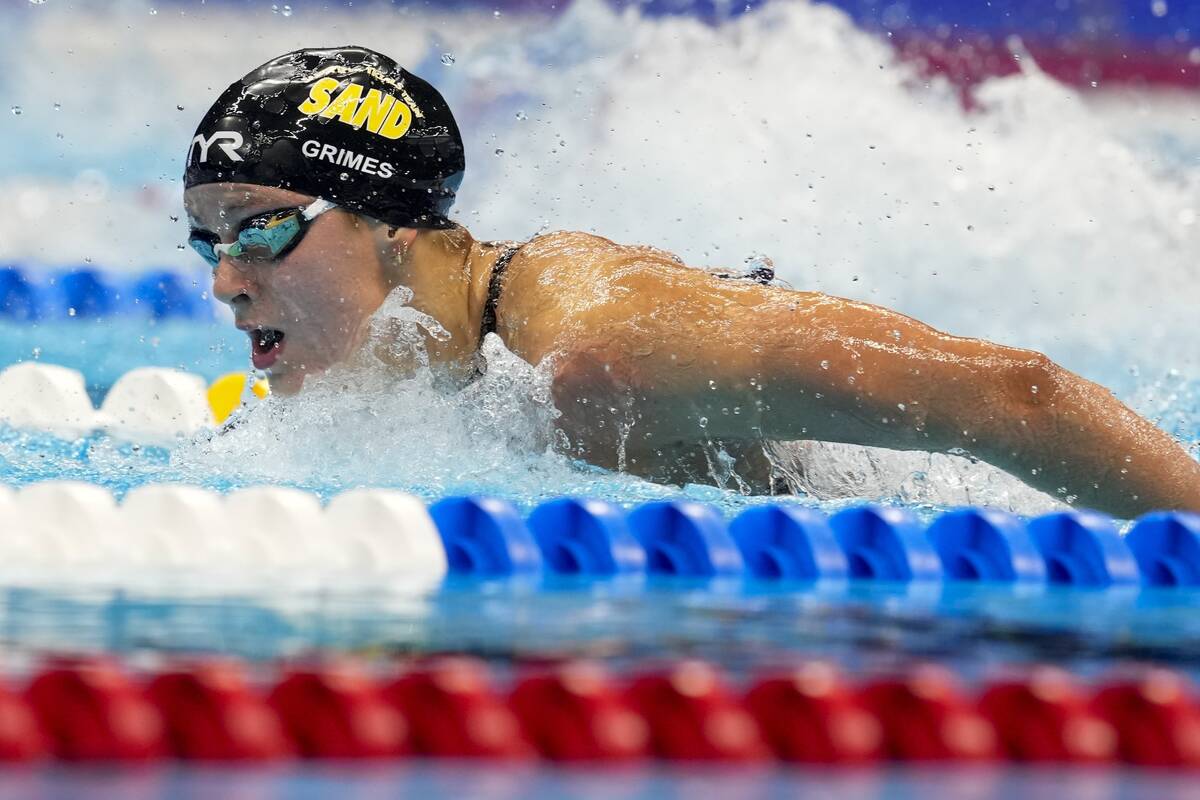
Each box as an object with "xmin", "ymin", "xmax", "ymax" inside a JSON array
[{"xmin": 188, "ymin": 198, "xmax": 337, "ymax": 269}]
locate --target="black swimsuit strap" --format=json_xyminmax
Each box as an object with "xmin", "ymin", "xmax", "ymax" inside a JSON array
[{"xmin": 479, "ymin": 244, "xmax": 521, "ymax": 341}]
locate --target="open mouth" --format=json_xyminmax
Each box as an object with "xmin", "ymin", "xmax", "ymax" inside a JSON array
[{"xmin": 249, "ymin": 327, "xmax": 286, "ymax": 370}]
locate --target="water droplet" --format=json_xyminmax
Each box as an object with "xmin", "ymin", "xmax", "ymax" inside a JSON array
[
  {"xmin": 169, "ymin": 215, "xmax": 179, "ymax": 222},
  {"xmin": 10, "ymin": 106, "xmax": 21, "ymax": 116},
  {"xmin": 55, "ymin": 132, "xmax": 63, "ymax": 139},
  {"xmin": 149, "ymin": 7, "xmax": 157, "ymax": 14},
  {"xmin": 176, "ymin": 104, "xmax": 185, "ymax": 111},
  {"xmin": 1151, "ymin": 0, "xmax": 1168, "ymax": 18},
  {"xmin": 52, "ymin": 102, "xmax": 61, "ymax": 111},
  {"xmin": 440, "ymin": 53, "xmax": 455, "ymax": 66},
  {"xmin": 176, "ymin": 244, "xmax": 185, "ymax": 251},
  {"xmin": 67, "ymin": 307, "xmax": 76, "ymax": 317},
  {"xmin": 28, "ymin": 0, "xmax": 47, "ymax": 4},
  {"xmin": 1030, "ymin": 385, "xmax": 1038, "ymax": 394},
  {"xmin": 339, "ymin": 171, "xmax": 350, "ymax": 181},
  {"xmin": 697, "ymin": 416, "xmax": 708, "ymax": 428},
  {"xmin": 494, "ymin": 148, "xmax": 504, "ymax": 157},
  {"xmin": 819, "ymin": 360, "xmax": 829, "ymax": 370},
  {"xmin": 515, "ymin": 110, "xmax": 527, "ymax": 121}
]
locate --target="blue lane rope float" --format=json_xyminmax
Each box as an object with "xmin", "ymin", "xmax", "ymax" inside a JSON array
[
  {"xmin": 57, "ymin": 269, "xmax": 118, "ymax": 318},
  {"xmin": 132, "ymin": 271, "xmax": 206, "ymax": 320},
  {"xmin": 625, "ymin": 500, "xmax": 745, "ymax": 578},
  {"xmin": 1027, "ymin": 510, "xmax": 1140, "ymax": 588},
  {"xmin": 0, "ymin": 266, "xmax": 211, "ymax": 321},
  {"xmin": 1125, "ymin": 511, "xmax": 1200, "ymax": 587},
  {"xmin": 927, "ymin": 507, "xmax": 1047, "ymax": 583},
  {"xmin": 428, "ymin": 496, "xmax": 542, "ymax": 577},
  {"xmin": 0, "ymin": 267, "xmax": 41, "ymax": 321},
  {"xmin": 527, "ymin": 497, "xmax": 646, "ymax": 577},
  {"xmin": 729, "ymin": 504, "xmax": 848, "ymax": 580},
  {"xmin": 828, "ymin": 505, "xmax": 943, "ymax": 582}
]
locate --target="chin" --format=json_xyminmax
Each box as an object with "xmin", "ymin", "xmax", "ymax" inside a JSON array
[{"xmin": 267, "ymin": 367, "xmax": 306, "ymax": 396}]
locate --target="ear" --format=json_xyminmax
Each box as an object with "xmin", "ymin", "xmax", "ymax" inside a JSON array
[
  {"xmin": 388, "ymin": 226, "xmax": 419, "ymax": 247},
  {"xmin": 373, "ymin": 224, "xmax": 418, "ymax": 260}
]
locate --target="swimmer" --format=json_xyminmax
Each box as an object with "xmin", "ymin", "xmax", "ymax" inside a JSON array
[{"xmin": 184, "ymin": 46, "xmax": 1200, "ymax": 518}]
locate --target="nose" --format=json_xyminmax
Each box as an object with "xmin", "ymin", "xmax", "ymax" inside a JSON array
[{"xmin": 211, "ymin": 257, "xmax": 256, "ymax": 308}]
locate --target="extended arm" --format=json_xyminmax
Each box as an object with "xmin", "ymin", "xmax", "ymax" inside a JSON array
[{"xmin": 502, "ymin": 235, "xmax": 1200, "ymax": 517}]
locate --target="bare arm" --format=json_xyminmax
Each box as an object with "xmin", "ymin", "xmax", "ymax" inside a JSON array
[{"xmin": 501, "ymin": 234, "xmax": 1200, "ymax": 517}]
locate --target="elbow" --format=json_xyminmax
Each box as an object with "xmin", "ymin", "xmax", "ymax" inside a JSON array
[
  {"xmin": 997, "ymin": 350, "xmax": 1064, "ymax": 414},
  {"xmin": 972, "ymin": 350, "xmax": 1065, "ymax": 450}
]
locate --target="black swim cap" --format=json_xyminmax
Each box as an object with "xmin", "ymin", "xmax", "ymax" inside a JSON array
[{"xmin": 184, "ymin": 46, "xmax": 465, "ymax": 229}]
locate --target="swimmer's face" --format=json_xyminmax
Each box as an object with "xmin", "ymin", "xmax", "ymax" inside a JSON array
[{"xmin": 185, "ymin": 183, "xmax": 394, "ymax": 395}]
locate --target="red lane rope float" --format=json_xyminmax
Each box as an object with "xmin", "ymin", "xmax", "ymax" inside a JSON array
[
  {"xmin": 744, "ymin": 661, "xmax": 884, "ymax": 763},
  {"xmin": 978, "ymin": 666, "xmax": 1117, "ymax": 763},
  {"xmin": 384, "ymin": 656, "xmax": 532, "ymax": 758},
  {"xmin": 267, "ymin": 663, "xmax": 410, "ymax": 759},
  {"xmin": 858, "ymin": 665, "xmax": 1000, "ymax": 762},
  {"xmin": 509, "ymin": 660, "xmax": 650, "ymax": 761},
  {"xmin": 624, "ymin": 660, "xmax": 770, "ymax": 762},
  {"xmin": 146, "ymin": 661, "xmax": 293, "ymax": 761},
  {"xmin": 1091, "ymin": 669, "xmax": 1200, "ymax": 768},
  {"xmin": 6, "ymin": 656, "xmax": 1200, "ymax": 768},
  {"xmin": 0, "ymin": 679, "xmax": 46, "ymax": 762},
  {"xmin": 26, "ymin": 658, "xmax": 166, "ymax": 761}
]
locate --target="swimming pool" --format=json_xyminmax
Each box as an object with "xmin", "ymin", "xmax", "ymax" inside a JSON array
[{"xmin": 1, "ymin": 0, "xmax": 1198, "ymax": 791}]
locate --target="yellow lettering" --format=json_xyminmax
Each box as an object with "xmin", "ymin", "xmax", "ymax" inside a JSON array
[
  {"xmin": 320, "ymin": 84, "xmax": 364, "ymax": 122},
  {"xmin": 349, "ymin": 89, "xmax": 396, "ymax": 133},
  {"xmin": 296, "ymin": 77, "xmax": 340, "ymax": 116},
  {"xmin": 378, "ymin": 99, "xmax": 412, "ymax": 140}
]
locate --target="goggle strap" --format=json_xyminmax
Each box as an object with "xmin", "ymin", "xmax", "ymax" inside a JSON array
[{"xmin": 302, "ymin": 198, "xmax": 337, "ymax": 221}]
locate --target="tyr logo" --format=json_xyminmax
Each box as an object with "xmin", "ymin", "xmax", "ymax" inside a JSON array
[{"xmin": 190, "ymin": 131, "xmax": 245, "ymax": 163}]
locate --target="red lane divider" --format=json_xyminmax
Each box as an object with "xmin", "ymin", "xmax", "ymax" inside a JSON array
[
  {"xmin": 979, "ymin": 666, "xmax": 1117, "ymax": 763},
  {"xmin": 625, "ymin": 661, "xmax": 770, "ymax": 761},
  {"xmin": 859, "ymin": 665, "xmax": 1000, "ymax": 761},
  {"xmin": 26, "ymin": 658, "xmax": 166, "ymax": 761},
  {"xmin": 0, "ymin": 680, "xmax": 46, "ymax": 761},
  {"xmin": 509, "ymin": 660, "xmax": 649, "ymax": 761},
  {"xmin": 1092, "ymin": 669, "xmax": 1200, "ymax": 768},
  {"xmin": 385, "ymin": 657, "xmax": 532, "ymax": 758},
  {"xmin": 147, "ymin": 661, "xmax": 293, "ymax": 761},
  {"xmin": 2, "ymin": 656, "xmax": 1199, "ymax": 768},
  {"xmin": 745, "ymin": 662, "xmax": 884, "ymax": 763},
  {"xmin": 267, "ymin": 664, "xmax": 410, "ymax": 759}
]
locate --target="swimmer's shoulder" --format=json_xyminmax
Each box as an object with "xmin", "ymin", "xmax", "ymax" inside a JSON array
[
  {"xmin": 496, "ymin": 230, "xmax": 758, "ymax": 361},
  {"xmin": 506, "ymin": 230, "xmax": 685, "ymax": 275}
]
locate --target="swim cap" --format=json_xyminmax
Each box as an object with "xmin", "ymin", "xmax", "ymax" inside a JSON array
[{"xmin": 184, "ymin": 46, "xmax": 465, "ymax": 229}]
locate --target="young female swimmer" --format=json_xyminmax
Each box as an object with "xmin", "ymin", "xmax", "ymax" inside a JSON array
[{"xmin": 184, "ymin": 46, "xmax": 1200, "ymax": 518}]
